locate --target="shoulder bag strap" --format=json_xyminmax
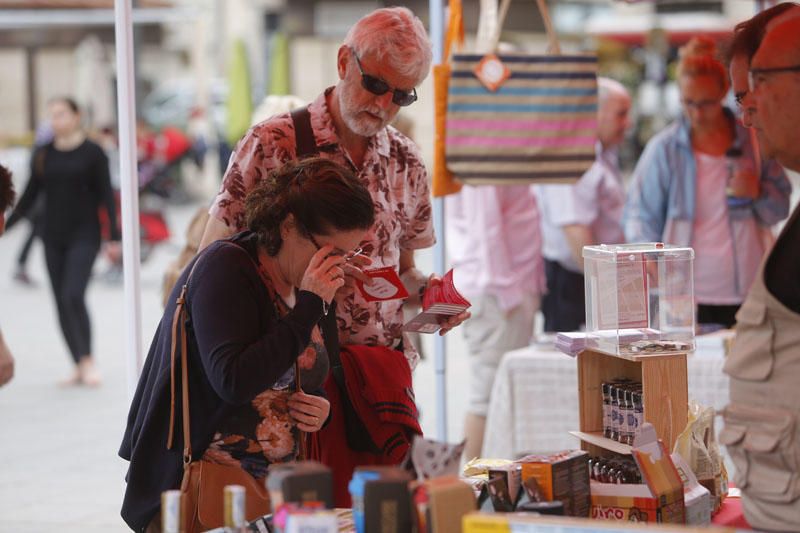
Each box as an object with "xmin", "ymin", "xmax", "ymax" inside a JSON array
[
  {"xmin": 290, "ymin": 106, "xmax": 318, "ymax": 158},
  {"xmin": 166, "ymin": 259, "xmax": 200, "ymax": 468},
  {"xmin": 322, "ymin": 304, "xmax": 380, "ymax": 453},
  {"xmin": 493, "ymin": 0, "xmax": 561, "ymax": 54}
]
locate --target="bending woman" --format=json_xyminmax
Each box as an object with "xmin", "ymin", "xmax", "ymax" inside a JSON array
[
  {"xmin": 119, "ymin": 157, "xmax": 375, "ymax": 531},
  {"xmin": 6, "ymin": 97, "xmax": 120, "ymax": 385}
]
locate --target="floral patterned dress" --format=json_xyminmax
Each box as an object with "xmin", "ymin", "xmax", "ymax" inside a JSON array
[{"xmin": 201, "ymin": 264, "xmax": 329, "ymax": 479}]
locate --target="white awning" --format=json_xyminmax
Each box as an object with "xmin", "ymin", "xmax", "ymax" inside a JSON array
[{"xmin": 0, "ymin": 7, "xmax": 196, "ymax": 29}]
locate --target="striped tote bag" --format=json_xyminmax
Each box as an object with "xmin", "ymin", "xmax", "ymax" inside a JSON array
[{"xmin": 445, "ymin": 0, "xmax": 598, "ymax": 185}]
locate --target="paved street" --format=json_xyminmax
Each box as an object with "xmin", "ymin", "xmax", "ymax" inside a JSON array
[{"xmin": 0, "ymin": 192, "xmax": 471, "ymax": 532}]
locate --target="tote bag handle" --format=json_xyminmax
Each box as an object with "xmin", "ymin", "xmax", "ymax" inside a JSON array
[{"xmin": 491, "ymin": 0, "xmax": 561, "ymax": 55}]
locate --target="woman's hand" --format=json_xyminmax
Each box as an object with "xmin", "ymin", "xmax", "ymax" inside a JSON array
[
  {"xmin": 288, "ymin": 391, "xmax": 330, "ymax": 433},
  {"xmin": 299, "ymin": 245, "xmax": 346, "ymax": 304}
]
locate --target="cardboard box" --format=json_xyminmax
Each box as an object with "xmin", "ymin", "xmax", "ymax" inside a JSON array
[
  {"xmin": 589, "ymin": 425, "xmax": 686, "ymax": 524},
  {"xmin": 671, "ymin": 453, "xmax": 711, "ymax": 526},
  {"xmin": 412, "ymin": 476, "xmax": 476, "ymax": 533},
  {"xmin": 518, "ymin": 450, "xmax": 590, "ymax": 517}
]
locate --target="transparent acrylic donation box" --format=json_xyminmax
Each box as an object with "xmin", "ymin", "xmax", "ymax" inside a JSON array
[{"xmin": 583, "ymin": 243, "xmax": 695, "ymax": 357}]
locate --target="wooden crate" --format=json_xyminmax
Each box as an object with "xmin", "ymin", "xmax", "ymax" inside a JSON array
[{"xmin": 570, "ymin": 348, "xmax": 688, "ymax": 456}]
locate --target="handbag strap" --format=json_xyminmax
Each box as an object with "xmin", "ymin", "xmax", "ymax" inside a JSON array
[
  {"xmin": 443, "ymin": 0, "xmax": 464, "ymax": 61},
  {"xmin": 492, "ymin": 0, "xmax": 561, "ymax": 55},
  {"xmin": 166, "ymin": 260, "xmax": 199, "ymax": 467}
]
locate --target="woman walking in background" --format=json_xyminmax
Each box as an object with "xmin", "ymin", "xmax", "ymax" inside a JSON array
[
  {"xmin": 624, "ymin": 37, "xmax": 790, "ymax": 328},
  {"xmin": 6, "ymin": 97, "xmax": 120, "ymax": 386}
]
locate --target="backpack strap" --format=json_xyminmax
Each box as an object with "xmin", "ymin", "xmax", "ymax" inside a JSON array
[{"xmin": 290, "ymin": 106, "xmax": 318, "ymax": 158}]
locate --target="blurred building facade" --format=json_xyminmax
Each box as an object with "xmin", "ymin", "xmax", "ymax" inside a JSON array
[{"xmin": 0, "ymin": 0, "xmax": 774, "ymax": 158}]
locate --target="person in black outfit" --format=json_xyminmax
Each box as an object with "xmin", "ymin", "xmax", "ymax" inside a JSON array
[
  {"xmin": 119, "ymin": 157, "xmax": 375, "ymax": 531},
  {"xmin": 5, "ymin": 97, "xmax": 121, "ymax": 386}
]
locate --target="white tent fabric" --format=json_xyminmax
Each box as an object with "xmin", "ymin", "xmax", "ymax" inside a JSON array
[{"xmin": 113, "ymin": 0, "xmax": 144, "ymax": 399}]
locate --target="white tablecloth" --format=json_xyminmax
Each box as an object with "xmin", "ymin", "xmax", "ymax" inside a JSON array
[{"xmin": 482, "ymin": 343, "xmax": 730, "ymax": 459}]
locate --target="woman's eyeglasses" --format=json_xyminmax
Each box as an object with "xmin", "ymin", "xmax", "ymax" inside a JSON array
[
  {"xmin": 305, "ymin": 232, "xmax": 364, "ymax": 262},
  {"xmin": 350, "ymin": 48, "xmax": 418, "ymax": 107}
]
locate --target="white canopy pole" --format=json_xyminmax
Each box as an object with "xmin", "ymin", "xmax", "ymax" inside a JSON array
[
  {"xmin": 113, "ymin": 0, "xmax": 144, "ymax": 398},
  {"xmin": 429, "ymin": 0, "xmax": 448, "ymax": 442}
]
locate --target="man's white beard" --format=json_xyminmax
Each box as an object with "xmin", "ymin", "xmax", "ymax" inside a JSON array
[{"xmin": 338, "ymin": 83, "xmax": 390, "ymax": 137}]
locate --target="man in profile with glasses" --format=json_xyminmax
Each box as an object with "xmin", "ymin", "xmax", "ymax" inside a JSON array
[
  {"xmin": 199, "ymin": 7, "xmax": 469, "ymax": 503},
  {"xmin": 721, "ymin": 13, "xmax": 800, "ymax": 533}
]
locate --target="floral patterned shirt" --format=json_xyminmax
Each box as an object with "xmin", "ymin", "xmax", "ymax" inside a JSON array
[{"xmin": 209, "ymin": 87, "xmax": 435, "ymax": 368}]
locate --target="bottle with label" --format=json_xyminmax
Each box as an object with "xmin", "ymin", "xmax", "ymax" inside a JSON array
[
  {"xmin": 632, "ymin": 391, "xmax": 644, "ymax": 443},
  {"xmin": 610, "ymin": 384, "xmax": 621, "ymax": 442},
  {"xmin": 224, "ymin": 485, "xmax": 247, "ymax": 533},
  {"xmin": 601, "ymin": 383, "xmax": 613, "ymax": 439},
  {"xmin": 622, "ymin": 389, "xmax": 636, "ymax": 445}
]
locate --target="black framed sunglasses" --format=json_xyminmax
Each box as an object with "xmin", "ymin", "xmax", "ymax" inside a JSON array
[{"xmin": 350, "ymin": 48, "xmax": 418, "ymax": 107}]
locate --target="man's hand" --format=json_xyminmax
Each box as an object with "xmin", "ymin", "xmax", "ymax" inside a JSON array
[
  {"xmin": 438, "ymin": 310, "xmax": 471, "ymax": 336},
  {"xmin": 425, "ymin": 275, "xmax": 471, "ymax": 335}
]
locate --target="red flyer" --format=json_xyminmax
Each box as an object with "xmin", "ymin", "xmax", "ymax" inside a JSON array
[{"xmin": 356, "ymin": 267, "xmax": 410, "ymax": 302}]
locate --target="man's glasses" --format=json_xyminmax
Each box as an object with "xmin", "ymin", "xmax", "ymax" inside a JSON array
[
  {"xmin": 350, "ymin": 48, "xmax": 418, "ymax": 107},
  {"xmin": 305, "ymin": 231, "xmax": 364, "ymax": 262},
  {"xmin": 748, "ymin": 64, "xmax": 800, "ymax": 92}
]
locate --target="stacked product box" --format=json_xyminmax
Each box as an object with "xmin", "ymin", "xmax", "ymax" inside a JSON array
[
  {"xmin": 589, "ymin": 425, "xmax": 686, "ymax": 524},
  {"xmin": 517, "ymin": 450, "xmax": 590, "ymax": 517}
]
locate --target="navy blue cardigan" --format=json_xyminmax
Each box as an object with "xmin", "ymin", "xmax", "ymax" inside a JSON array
[{"xmin": 119, "ymin": 232, "xmax": 331, "ymax": 531}]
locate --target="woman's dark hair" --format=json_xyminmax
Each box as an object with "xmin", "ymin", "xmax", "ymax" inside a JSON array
[
  {"xmin": 0, "ymin": 164, "xmax": 15, "ymax": 212},
  {"xmin": 726, "ymin": 2, "xmax": 798, "ymax": 64},
  {"xmin": 245, "ymin": 157, "xmax": 375, "ymax": 255},
  {"xmin": 48, "ymin": 96, "xmax": 80, "ymax": 114}
]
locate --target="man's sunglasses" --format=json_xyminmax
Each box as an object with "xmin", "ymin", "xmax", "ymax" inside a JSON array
[{"xmin": 350, "ymin": 48, "xmax": 418, "ymax": 107}]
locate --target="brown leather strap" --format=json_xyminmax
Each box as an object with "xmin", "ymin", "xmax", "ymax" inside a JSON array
[
  {"xmin": 166, "ymin": 285, "xmax": 187, "ymax": 451},
  {"xmin": 166, "ymin": 259, "xmax": 201, "ymax": 467},
  {"xmin": 180, "ymin": 304, "xmax": 192, "ymax": 465}
]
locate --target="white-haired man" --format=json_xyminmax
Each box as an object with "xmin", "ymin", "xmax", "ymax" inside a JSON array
[
  {"xmin": 535, "ymin": 78, "xmax": 632, "ymax": 332},
  {"xmin": 198, "ymin": 7, "xmax": 468, "ymax": 505},
  {"xmin": 721, "ymin": 15, "xmax": 800, "ymax": 532}
]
